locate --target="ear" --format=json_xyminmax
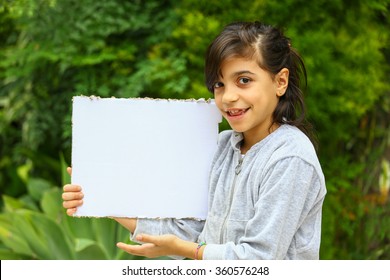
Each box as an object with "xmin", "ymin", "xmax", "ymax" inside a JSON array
[{"xmin": 275, "ymin": 68, "xmax": 289, "ymax": 97}]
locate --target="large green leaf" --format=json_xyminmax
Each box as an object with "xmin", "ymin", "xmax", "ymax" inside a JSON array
[
  {"xmin": 0, "ymin": 214, "xmax": 35, "ymax": 258},
  {"xmin": 0, "ymin": 210, "xmax": 75, "ymax": 259},
  {"xmin": 91, "ymin": 218, "xmax": 118, "ymax": 259},
  {"xmin": 60, "ymin": 152, "xmax": 71, "ymax": 186},
  {"xmin": 0, "ymin": 248, "xmax": 32, "ymax": 260},
  {"xmin": 40, "ymin": 188, "xmax": 63, "ymax": 221},
  {"xmin": 75, "ymin": 241, "xmax": 109, "ymax": 260},
  {"xmin": 27, "ymin": 178, "xmax": 52, "ymax": 202},
  {"xmin": 13, "ymin": 211, "xmax": 53, "ymax": 259},
  {"xmin": 75, "ymin": 238, "xmax": 96, "ymax": 252},
  {"xmin": 30, "ymin": 212, "xmax": 75, "ymax": 259},
  {"xmin": 1, "ymin": 189, "xmax": 134, "ymax": 259},
  {"xmin": 2, "ymin": 195, "xmax": 26, "ymax": 212},
  {"xmin": 62, "ymin": 216, "xmax": 95, "ymax": 240},
  {"xmin": 19, "ymin": 194, "xmax": 40, "ymax": 211}
]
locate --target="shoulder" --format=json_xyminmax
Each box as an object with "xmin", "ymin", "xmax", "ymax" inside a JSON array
[
  {"xmin": 271, "ymin": 125, "xmax": 316, "ymax": 160},
  {"xmin": 264, "ymin": 125, "xmax": 325, "ymax": 183}
]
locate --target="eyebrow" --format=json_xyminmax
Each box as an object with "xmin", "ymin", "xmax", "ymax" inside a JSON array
[
  {"xmin": 233, "ymin": 70, "xmax": 256, "ymax": 77},
  {"xmin": 220, "ymin": 70, "xmax": 256, "ymax": 79}
]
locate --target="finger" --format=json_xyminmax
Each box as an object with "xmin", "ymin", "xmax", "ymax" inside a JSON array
[
  {"xmin": 116, "ymin": 242, "xmax": 135, "ymax": 254},
  {"xmin": 63, "ymin": 200, "xmax": 83, "ymax": 209},
  {"xmin": 67, "ymin": 167, "xmax": 72, "ymax": 176},
  {"xmin": 136, "ymin": 234, "xmax": 157, "ymax": 244},
  {"xmin": 66, "ymin": 208, "xmax": 78, "ymax": 216},
  {"xmin": 62, "ymin": 191, "xmax": 84, "ymax": 201},
  {"xmin": 116, "ymin": 242, "xmax": 155, "ymax": 256},
  {"xmin": 63, "ymin": 184, "xmax": 81, "ymax": 192}
]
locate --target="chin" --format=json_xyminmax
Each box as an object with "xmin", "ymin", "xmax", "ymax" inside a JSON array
[{"xmin": 229, "ymin": 125, "xmax": 247, "ymax": 133}]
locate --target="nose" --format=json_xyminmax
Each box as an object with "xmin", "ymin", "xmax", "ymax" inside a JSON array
[{"xmin": 221, "ymin": 85, "xmax": 239, "ymax": 105}]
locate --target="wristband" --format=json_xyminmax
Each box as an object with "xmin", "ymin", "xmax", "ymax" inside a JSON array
[{"xmin": 195, "ymin": 241, "xmax": 206, "ymax": 260}]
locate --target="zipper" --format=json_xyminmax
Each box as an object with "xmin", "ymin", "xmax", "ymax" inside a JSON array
[
  {"xmin": 219, "ymin": 153, "xmax": 244, "ymax": 243},
  {"xmin": 235, "ymin": 156, "xmax": 244, "ymax": 175}
]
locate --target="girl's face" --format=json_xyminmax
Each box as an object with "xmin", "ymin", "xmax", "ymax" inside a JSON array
[{"xmin": 213, "ymin": 57, "xmax": 288, "ymax": 149}]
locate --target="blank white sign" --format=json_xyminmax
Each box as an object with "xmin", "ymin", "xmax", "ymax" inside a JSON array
[{"xmin": 71, "ymin": 96, "xmax": 222, "ymax": 219}]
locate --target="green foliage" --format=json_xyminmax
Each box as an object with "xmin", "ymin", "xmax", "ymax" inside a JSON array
[
  {"xmin": 0, "ymin": 0, "xmax": 177, "ymax": 194},
  {"xmin": 0, "ymin": 186, "xmax": 139, "ymax": 260},
  {"xmin": 0, "ymin": 158, "xmax": 141, "ymax": 260},
  {"xmin": 0, "ymin": 0, "xmax": 389, "ymax": 259}
]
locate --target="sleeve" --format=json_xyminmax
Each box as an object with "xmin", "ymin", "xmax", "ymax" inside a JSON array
[
  {"xmin": 130, "ymin": 218, "xmax": 205, "ymax": 260},
  {"xmin": 203, "ymin": 157, "xmax": 325, "ymax": 260},
  {"xmin": 131, "ymin": 218, "xmax": 205, "ymax": 243}
]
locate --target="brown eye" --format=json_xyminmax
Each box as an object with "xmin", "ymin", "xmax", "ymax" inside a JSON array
[
  {"xmin": 238, "ymin": 77, "xmax": 251, "ymax": 84},
  {"xmin": 214, "ymin": 82, "xmax": 224, "ymax": 89}
]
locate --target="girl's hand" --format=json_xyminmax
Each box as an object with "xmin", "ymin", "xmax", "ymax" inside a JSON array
[
  {"xmin": 116, "ymin": 234, "xmax": 180, "ymax": 258},
  {"xmin": 116, "ymin": 234, "xmax": 203, "ymax": 259},
  {"xmin": 62, "ymin": 167, "xmax": 84, "ymax": 216}
]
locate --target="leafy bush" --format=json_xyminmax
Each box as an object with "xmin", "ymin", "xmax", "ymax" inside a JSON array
[{"xmin": 0, "ymin": 158, "xmax": 144, "ymax": 260}]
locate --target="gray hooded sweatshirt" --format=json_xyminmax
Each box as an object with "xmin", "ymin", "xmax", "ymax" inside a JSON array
[{"xmin": 132, "ymin": 124, "xmax": 327, "ymax": 259}]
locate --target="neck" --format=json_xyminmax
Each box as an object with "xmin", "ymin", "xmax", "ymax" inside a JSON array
[{"xmin": 240, "ymin": 123, "xmax": 280, "ymax": 154}]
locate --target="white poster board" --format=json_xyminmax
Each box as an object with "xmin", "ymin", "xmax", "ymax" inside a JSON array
[{"xmin": 71, "ymin": 96, "xmax": 222, "ymax": 219}]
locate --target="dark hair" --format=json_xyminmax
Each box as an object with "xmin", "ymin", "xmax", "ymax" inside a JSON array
[{"xmin": 205, "ymin": 21, "xmax": 316, "ymax": 147}]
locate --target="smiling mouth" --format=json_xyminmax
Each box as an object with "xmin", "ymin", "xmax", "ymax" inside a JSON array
[{"xmin": 226, "ymin": 108, "xmax": 249, "ymax": 117}]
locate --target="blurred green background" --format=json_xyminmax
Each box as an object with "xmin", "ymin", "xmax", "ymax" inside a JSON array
[{"xmin": 0, "ymin": 0, "xmax": 389, "ymax": 260}]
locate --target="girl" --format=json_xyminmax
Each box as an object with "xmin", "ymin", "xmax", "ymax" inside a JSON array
[{"xmin": 63, "ymin": 21, "xmax": 326, "ymax": 260}]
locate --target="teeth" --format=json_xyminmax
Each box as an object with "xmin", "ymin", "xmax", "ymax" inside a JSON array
[{"xmin": 227, "ymin": 109, "xmax": 246, "ymax": 116}]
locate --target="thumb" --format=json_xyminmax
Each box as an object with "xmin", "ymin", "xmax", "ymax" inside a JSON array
[
  {"xmin": 136, "ymin": 234, "xmax": 157, "ymax": 244},
  {"xmin": 67, "ymin": 167, "xmax": 72, "ymax": 176}
]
